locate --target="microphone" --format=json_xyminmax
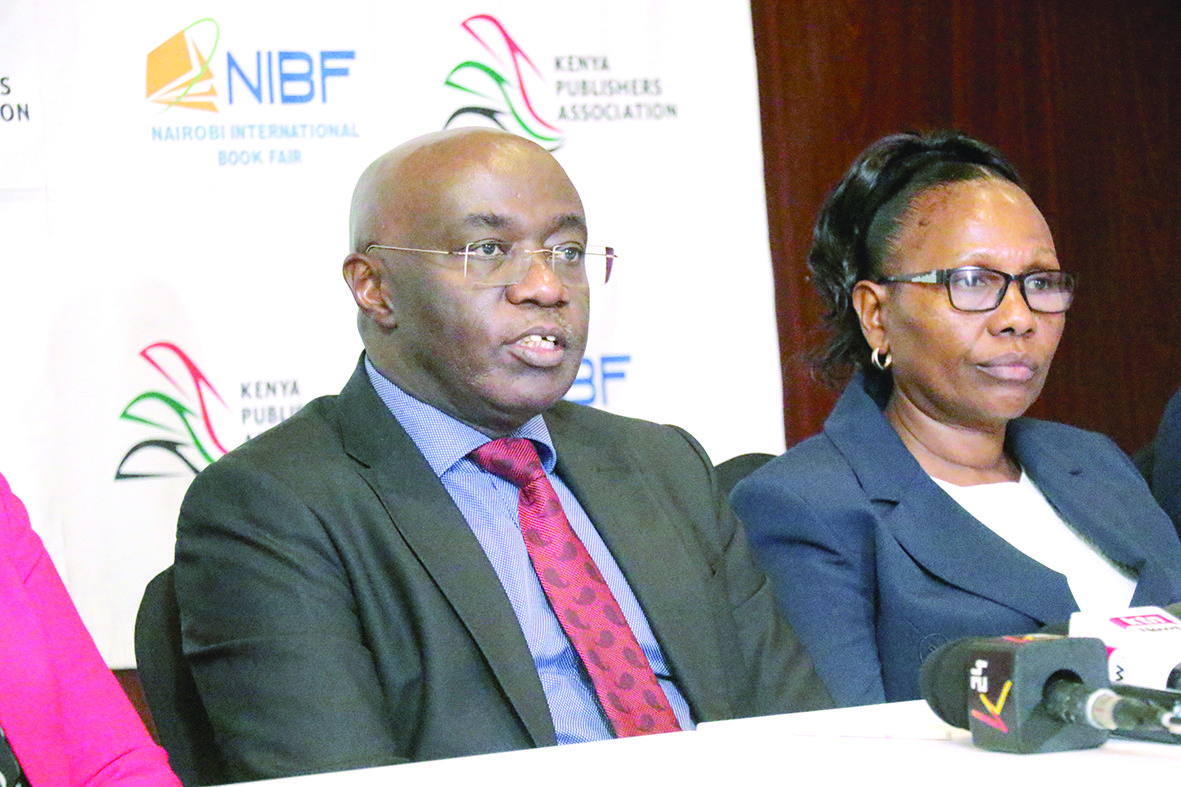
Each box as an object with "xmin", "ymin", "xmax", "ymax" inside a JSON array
[
  {"xmin": 1069, "ymin": 605, "xmax": 1181, "ymax": 690},
  {"xmin": 920, "ymin": 634, "xmax": 1181, "ymax": 752}
]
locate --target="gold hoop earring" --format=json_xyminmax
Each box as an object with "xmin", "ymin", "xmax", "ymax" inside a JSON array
[{"xmin": 871, "ymin": 347, "xmax": 892, "ymax": 371}]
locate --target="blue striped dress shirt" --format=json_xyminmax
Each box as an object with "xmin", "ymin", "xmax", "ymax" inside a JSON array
[{"xmin": 365, "ymin": 359, "xmax": 694, "ymax": 743}]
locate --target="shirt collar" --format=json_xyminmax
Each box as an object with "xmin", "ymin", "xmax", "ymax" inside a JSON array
[{"xmin": 364, "ymin": 355, "xmax": 557, "ymax": 477}]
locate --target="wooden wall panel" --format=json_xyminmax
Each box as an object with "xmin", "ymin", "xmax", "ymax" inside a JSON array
[{"xmin": 751, "ymin": 0, "xmax": 1180, "ymax": 453}]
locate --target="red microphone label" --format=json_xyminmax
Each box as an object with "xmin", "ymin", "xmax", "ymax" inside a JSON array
[{"xmin": 1109, "ymin": 613, "xmax": 1178, "ymax": 630}]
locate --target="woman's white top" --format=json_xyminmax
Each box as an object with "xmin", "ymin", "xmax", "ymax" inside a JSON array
[{"xmin": 933, "ymin": 470, "xmax": 1136, "ymax": 611}]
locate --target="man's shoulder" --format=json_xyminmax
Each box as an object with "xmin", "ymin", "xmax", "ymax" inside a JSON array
[
  {"xmin": 226, "ymin": 393, "xmax": 343, "ymax": 464},
  {"xmin": 544, "ymin": 400, "xmax": 707, "ymax": 463},
  {"xmin": 186, "ymin": 393, "xmax": 353, "ymax": 502},
  {"xmin": 546, "ymin": 399, "xmax": 673, "ymax": 434}
]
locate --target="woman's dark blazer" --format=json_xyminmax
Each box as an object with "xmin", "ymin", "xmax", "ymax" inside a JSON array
[{"xmin": 730, "ymin": 372, "xmax": 1181, "ymax": 706}]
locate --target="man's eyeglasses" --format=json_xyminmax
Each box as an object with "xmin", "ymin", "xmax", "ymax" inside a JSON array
[
  {"xmin": 364, "ymin": 242, "xmax": 615, "ymax": 288},
  {"xmin": 876, "ymin": 266, "xmax": 1077, "ymax": 313}
]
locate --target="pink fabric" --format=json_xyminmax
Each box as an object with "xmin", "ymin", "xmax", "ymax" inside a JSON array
[{"xmin": 0, "ymin": 473, "xmax": 178, "ymax": 787}]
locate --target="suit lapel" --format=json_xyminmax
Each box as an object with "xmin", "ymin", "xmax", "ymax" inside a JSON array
[
  {"xmin": 1009, "ymin": 422, "xmax": 1169, "ymax": 605},
  {"xmin": 826, "ymin": 375, "xmax": 1077, "ymax": 624},
  {"xmin": 880, "ymin": 483, "xmax": 1077, "ymax": 624},
  {"xmin": 333, "ymin": 362, "xmax": 555, "ymax": 746},
  {"xmin": 546, "ymin": 406, "xmax": 730, "ymax": 722}
]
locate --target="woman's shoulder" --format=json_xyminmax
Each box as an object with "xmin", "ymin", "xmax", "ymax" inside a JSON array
[
  {"xmin": 730, "ymin": 431, "xmax": 872, "ymax": 527},
  {"xmin": 742, "ymin": 431, "xmax": 852, "ymax": 488},
  {"xmin": 1010, "ymin": 418, "xmax": 1132, "ymax": 467},
  {"xmin": 1011, "ymin": 417, "xmax": 1111, "ymax": 440},
  {"xmin": 1010, "ymin": 418, "xmax": 1160, "ymax": 508}
]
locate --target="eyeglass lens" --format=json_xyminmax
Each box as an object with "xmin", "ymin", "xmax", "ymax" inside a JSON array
[
  {"xmin": 947, "ymin": 269, "xmax": 1074, "ymax": 312},
  {"xmin": 462, "ymin": 244, "xmax": 614, "ymax": 288}
]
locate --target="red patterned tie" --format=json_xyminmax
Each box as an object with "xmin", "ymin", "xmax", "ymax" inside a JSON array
[{"xmin": 470, "ymin": 437, "xmax": 682, "ymax": 737}]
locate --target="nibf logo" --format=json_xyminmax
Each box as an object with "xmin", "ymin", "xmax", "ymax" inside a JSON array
[{"xmin": 146, "ymin": 18, "xmax": 221, "ymax": 113}]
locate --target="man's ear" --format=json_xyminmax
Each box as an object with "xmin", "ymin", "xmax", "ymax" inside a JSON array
[
  {"xmin": 343, "ymin": 252, "xmax": 397, "ymax": 329},
  {"xmin": 851, "ymin": 279, "xmax": 889, "ymax": 352}
]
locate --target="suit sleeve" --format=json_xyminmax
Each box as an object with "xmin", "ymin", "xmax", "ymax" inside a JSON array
[
  {"xmin": 668, "ymin": 428, "xmax": 832, "ymax": 715},
  {"xmin": 730, "ymin": 464, "xmax": 886, "ymax": 707},
  {"xmin": 715, "ymin": 490, "xmax": 835, "ymax": 715},
  {"xmin": 0, "ymin": 475, "xmax": 179, "ymax": 787},
  {"xmin": 175, "ymin": 458, "xmax": 404, "ymax": 781}
]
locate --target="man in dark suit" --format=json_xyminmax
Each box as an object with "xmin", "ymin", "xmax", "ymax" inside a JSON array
[
  {"xmin": 174, "ymin": 127, "xmax": 829, "ymax": 782},
  {"xmin": 1139, "ymin": 387, "xmax": 1181, "ymax": 537}
]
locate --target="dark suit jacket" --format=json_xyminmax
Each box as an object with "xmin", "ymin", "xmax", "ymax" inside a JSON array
[
  {"xmin": 1138, "ymin": 387, "xmax": 1181, "ymax": 537},
  {"xmin": 175, "ymin": 360, "xmax": 829, "ymax": 782},
  {"xmin": 731, "ymin": 372, "xmax": 1181, "ymax": 707}
]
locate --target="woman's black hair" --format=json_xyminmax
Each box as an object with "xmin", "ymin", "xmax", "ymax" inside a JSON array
[{"xmin": 808, "ymin": 130, "xmax": 1024, "ymax": 384}]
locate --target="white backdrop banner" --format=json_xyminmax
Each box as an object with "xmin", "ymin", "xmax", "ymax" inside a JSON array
[{"xmin": 0, "ymin": 0, "xmax": 784, "ymax": 667}]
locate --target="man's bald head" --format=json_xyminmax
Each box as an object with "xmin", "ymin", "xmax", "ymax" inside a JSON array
[{"xmin": 349, "ymin": 128, "xmax": 566, "ymax": 254}]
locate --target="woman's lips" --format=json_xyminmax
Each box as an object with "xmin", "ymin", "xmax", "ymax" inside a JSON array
[{"xmin": 978, "ymin": 355, "xmax": 1038, "ymax": 381}]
